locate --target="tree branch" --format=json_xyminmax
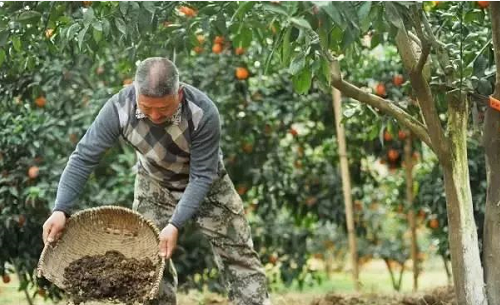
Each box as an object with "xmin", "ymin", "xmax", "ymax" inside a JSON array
[
  {"xmin": 329, "ymin": 61, "xmax": 432, "ymax": 149},
  {"xmin": 411, "ymin": 5, "xmax": 431, "ymax": 74},
  {"xmin": 395, "ymin": 28, "xmax": 450, "ymax": 160},
  {"xmin": 491, "ymin": 2, "xmax": 500, "ymax": 96}
]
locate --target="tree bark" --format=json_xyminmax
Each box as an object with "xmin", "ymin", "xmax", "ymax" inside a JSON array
[
  {"xmin": 404, "ymin": 133, "xmax": 419, "ymax": 291},
  {"xmin": 331, "ymin": 87, "xmax": 360, "ymax": 291},
  {"xmin": 482, "ymin": 2, "xmax": 500, "ymax": 305},
  {"xmin": 443, "ymin": 93, "xmax": 487, "ymax": 305}
]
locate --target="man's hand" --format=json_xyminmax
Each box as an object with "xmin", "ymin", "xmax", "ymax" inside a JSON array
[
  {"xmin": 42, "ymin": 211, "xmax": 67, "ymax": 245},
  {"xmin": 158, "ymin": 224, "xmax": 179, "ymax": 259}
]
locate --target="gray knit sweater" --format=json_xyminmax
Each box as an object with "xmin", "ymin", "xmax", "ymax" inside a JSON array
[{"xmin": 53, "ymin": 83, "xmax": 221, "ymax": 228}]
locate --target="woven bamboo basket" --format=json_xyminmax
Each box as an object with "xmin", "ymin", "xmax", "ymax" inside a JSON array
[{"xmin": 37, "ymin": 206, "xmax": 165, "ymax": 304}]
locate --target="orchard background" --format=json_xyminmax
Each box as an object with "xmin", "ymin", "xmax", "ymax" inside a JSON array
[{"xmin": 0, "ymin": 1, "xmax": 498, "ymax": 305}]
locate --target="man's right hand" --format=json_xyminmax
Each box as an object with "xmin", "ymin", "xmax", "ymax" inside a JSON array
[{"xmin": 42, "ymin": 211, "xmax": 67, "ymax": 245}]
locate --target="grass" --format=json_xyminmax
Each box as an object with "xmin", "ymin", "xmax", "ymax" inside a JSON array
[{"xmin": 0, "ymin": 258, "xmax": 450, "ymax": 305}]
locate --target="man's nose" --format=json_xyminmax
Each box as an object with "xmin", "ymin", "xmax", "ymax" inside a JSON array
[{"xmin": 150, "ymin": 110, "xmax": 162, "ymax": 120}]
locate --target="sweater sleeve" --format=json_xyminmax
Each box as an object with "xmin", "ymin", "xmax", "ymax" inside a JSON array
[
  {"xmin": 168, "ymin": 107, "xmax": 221, "ymax": 228},
  {"xmin": 53, "ymin": 96, "xmax": 121, "ymax": 215}
]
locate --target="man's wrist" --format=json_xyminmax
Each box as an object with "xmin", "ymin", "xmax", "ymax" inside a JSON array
[{"xmin": 53, "ymin": 209, "xmax": 70, "ymax": 218}]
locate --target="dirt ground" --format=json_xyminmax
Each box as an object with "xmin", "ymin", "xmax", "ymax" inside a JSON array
[
  {"xmin": 178, "ymin": 286, "xmax": 455, "ymax": 305},
  {"xmin": 63, "ymin": 250, "xmax": 156, "ymax": 305}
]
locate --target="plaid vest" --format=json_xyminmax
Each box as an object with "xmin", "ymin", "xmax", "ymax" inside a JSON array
[{"xmin": 114, "ymin": 85, "xmax": 205, "ymax": 191}]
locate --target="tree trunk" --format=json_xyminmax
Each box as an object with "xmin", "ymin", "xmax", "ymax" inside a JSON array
[
  {"xmin": 482, "ymin": 2, "xmax": 500, "ymax": 305},
  {"xmin": 404, "ymin": 133, "xmax": 419, "ymax": 291},
  {"xmin": 442, "ymin": 94, "xmax": 487, "ymax": 305},
  {"xmin": 331, "ymin": 87, "xmax": 360, "ymax": 291}
]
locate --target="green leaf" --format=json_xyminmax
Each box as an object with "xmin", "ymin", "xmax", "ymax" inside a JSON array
[
  {"xmin": 358, "ymin": 2, "xmax": 372, "ymax": 21},
  {"xmin": 293, "ymin": 67, "xmax": 312, "ymax": 94},
  {"xmin": 321, "ymin": 58, "xmax": 331, "ymax": 85},
  {"xmin": 290, "ymin": 17, "xmax": 312, "ymax": 31},
  {"xmin": 262, "ymin": 3, "xmax": 289, "ymax": 16},
  {"xmin": 472, "ymin": 55, "xmax": 487, "ymax": 78},
  {"xmin": 289, "ymin": 52, "xmax": 306, "ymax": 75},
  {"xmin": 102, "ymin": 19, "xmax": 111, "ymax": 36},
  {"xmin": 115, "ymin": 18, "xmax": 127, "ymax": 36},
  {"xmin": 66, "ymin": 23, "xmax": 80, "ymax": 40},
  {"xmin": 0, "ymin": 49, "xmax": 5, "ymax": 67},
  {"xmin": 77, "ymin": 26, "xmax": 89, "ymax": 50},
  {"xmin": 142, "ymin": 1, "xmax": 156, "ymax": 14},
  {"xmin": 119, "ymin": 2, "xmax": 129, "ymax": 15},
  {"xmin": 92, "ymin": 28, "xmax": 102, "ymax": 43},
  {"xmin": 282, "ymin": 27, "xmax": 292, "ymax": 65},
  {"xmin": 235, "ymin": 26, "xmax": 253, "ymax": 48},
  {"xmin": 384, "ymin": 2, "xmax": 404, "ymax": 30},
  {"xmin": 12, "ymin": 36, "xmax": 21, "ymax": 52},
  {"xmin": 314, "ymin": 2, "xmax": 343, "ymax": 27},
  {"xmin": 0, "ymin": 31, "xmax": 8, "ymax": 48},
  {"xmin": 232, "ymin": 2, "xmax": 256, "ymax": 20},
  {"xmin": 92, "ymin": 20, "xmax": 102, "ymax": 32},
  {"xmin": 17, "ymin": 11, "xmax": 42, "ymax": 23},
  {"xmin": 83, "ymin": 7, "xmax": 95, "ymax": 26}
]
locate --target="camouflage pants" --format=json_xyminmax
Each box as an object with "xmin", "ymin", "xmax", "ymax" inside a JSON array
[{"xmin": 133, "ymin": 171, "xmax": 271, "ymax": 305}]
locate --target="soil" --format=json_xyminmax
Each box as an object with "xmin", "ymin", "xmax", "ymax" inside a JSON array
[
  {"xmin": 63, "ymin": 250, "xmax": 156, "ymax": 305},
  {"xmin": 310, "ymin": 286, "xmax": 456, "ymax": 305},
  {"xmin": 178, "ymin": 286, "xmax": 456, "ymax": 305}
]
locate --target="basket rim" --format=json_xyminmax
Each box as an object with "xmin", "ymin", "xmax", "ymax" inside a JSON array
[{"xmin": 36, "ymin": 205, "xmax": 166, "ymax": 300}]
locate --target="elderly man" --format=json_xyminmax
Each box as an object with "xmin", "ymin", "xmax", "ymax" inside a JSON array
[{"xmin": 42, "ymin": 57, "xmax": 270, "ymax": 305}]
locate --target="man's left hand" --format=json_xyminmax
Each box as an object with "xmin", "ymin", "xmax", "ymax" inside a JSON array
[{"xmin": 159, "ymin": 224, "xmax": 179, "ymax": 259}]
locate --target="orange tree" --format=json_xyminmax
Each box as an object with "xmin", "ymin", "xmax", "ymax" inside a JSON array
[{"xmin": 0, "ymin": 1, "xmax": 349, "ymax": 296}]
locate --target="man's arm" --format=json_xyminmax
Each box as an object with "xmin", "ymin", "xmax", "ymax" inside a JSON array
[
  {"xmin": 53, "ymin": 95, "xmax": 121, "ymax": 215},
  {"xmin": 169, "ymin": 106, "xmax": 221, "ymax": 228}
]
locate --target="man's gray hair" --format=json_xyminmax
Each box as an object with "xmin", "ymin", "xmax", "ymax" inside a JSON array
[{"xmin": 134, "ymin": 57, "xmax": 179, "ymax": 97}]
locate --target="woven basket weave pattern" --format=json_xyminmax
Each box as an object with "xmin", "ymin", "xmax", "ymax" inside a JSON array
[{"xmin": 37, "ymin": 206, "xmax": 165, "ymax": 302}]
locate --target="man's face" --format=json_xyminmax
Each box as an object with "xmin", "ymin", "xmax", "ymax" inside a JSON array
[{"xmin": 137, "ymin": 88, "xmax": 183, "ymax": 124}]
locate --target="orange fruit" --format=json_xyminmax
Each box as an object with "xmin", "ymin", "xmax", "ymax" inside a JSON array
[
  {"xmin": 123, "ymin": 78, "xmax": 133, "ymax": 86},
  {"xmin": 398, "ymin": 130, "xmax": 407, "ymax": 140},
  {"xmin": 235, "ymin": 47, "xmax": 245, "ymax": 55},
  {"xmin": 477, "ymin": 1, "xmax": 489, "ymax": 8},
  {"xmin": 242, "ymin": 143, "xmax": 253, "ymax": 153},
  {"xmin": 193, "ymin": 46, "xmax": 203, "ymax": 54},
  {"xmin": 28, "ymin": 166, "xmax": 39, "ymax": 179},
  {"xmin": 429, "ymin": 218, "xmax": 439, "ymax": 229},
  {"xmin": 214, "ymin": 36, "xmax": 224, "ymax": 44},
  {"xmin": 35, "ymin": 96, "xmax": 46, "ymax": 107},
  {"xmin": 18, "ymin": 215, "xmax": 26, "ymax": 227},
  {"xmin": 383, "ymin": 131, "xmax": 393, "ymax": 142},
  {"xmin": 45, "ymin": 28, "xmax": 54, "ymax": 39},
  {"xmin": 387, "ymin": 149, "xmax": 399, "ymax": 161},
  {"xmin": 235, "ymin": 67, "xmax": 249, "ymax": 80},
  {"xmin": 82, "ymin": 1, "xmax": 92, "ymax": 7},
  {"xmin": 178, "ymin": 6, "xmax": 197, "ymax": 17},
  {"xmin": 237, "ymin": 185, "xmax": 248, "ymax": 195},
  {"xmin": 288, "ymin": 128, "xmax": 298, "ymax": 137},
  {"xmin": 375, "ymin": 83, "xmax": 386, "ymax": 96},
  {"xmin": 212, "ymin": 43, "xmax": 223, "ymax": 54},
  {"xmin": 2, "ymin": 274, "xmax": 10, "ymax": 284},
  {"xmin": 393, "ymin": 74, "xmax": 404, "ymax": 86},
  {"xmin": 306, "ymin": 197, "xmax": 317, "ymax": 206}
]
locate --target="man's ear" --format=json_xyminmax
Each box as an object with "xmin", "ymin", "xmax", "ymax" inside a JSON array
[{"xmin": 178, "ymin": 87, "xmax": 184, "ymax": 101}]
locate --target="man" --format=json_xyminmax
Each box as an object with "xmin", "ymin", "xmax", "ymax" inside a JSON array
[{"xmin": 42, "ymin": 57, "xmax": 271, "ymax": 305}]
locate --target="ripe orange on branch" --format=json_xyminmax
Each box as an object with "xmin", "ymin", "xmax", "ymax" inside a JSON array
[
  {"xmin": 212, "ymin": 43, "xmax": 223, "ymax": 54},
  {"xmin": 236, "ymin": 67, "xmax": 249, "ymax": 80}
]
